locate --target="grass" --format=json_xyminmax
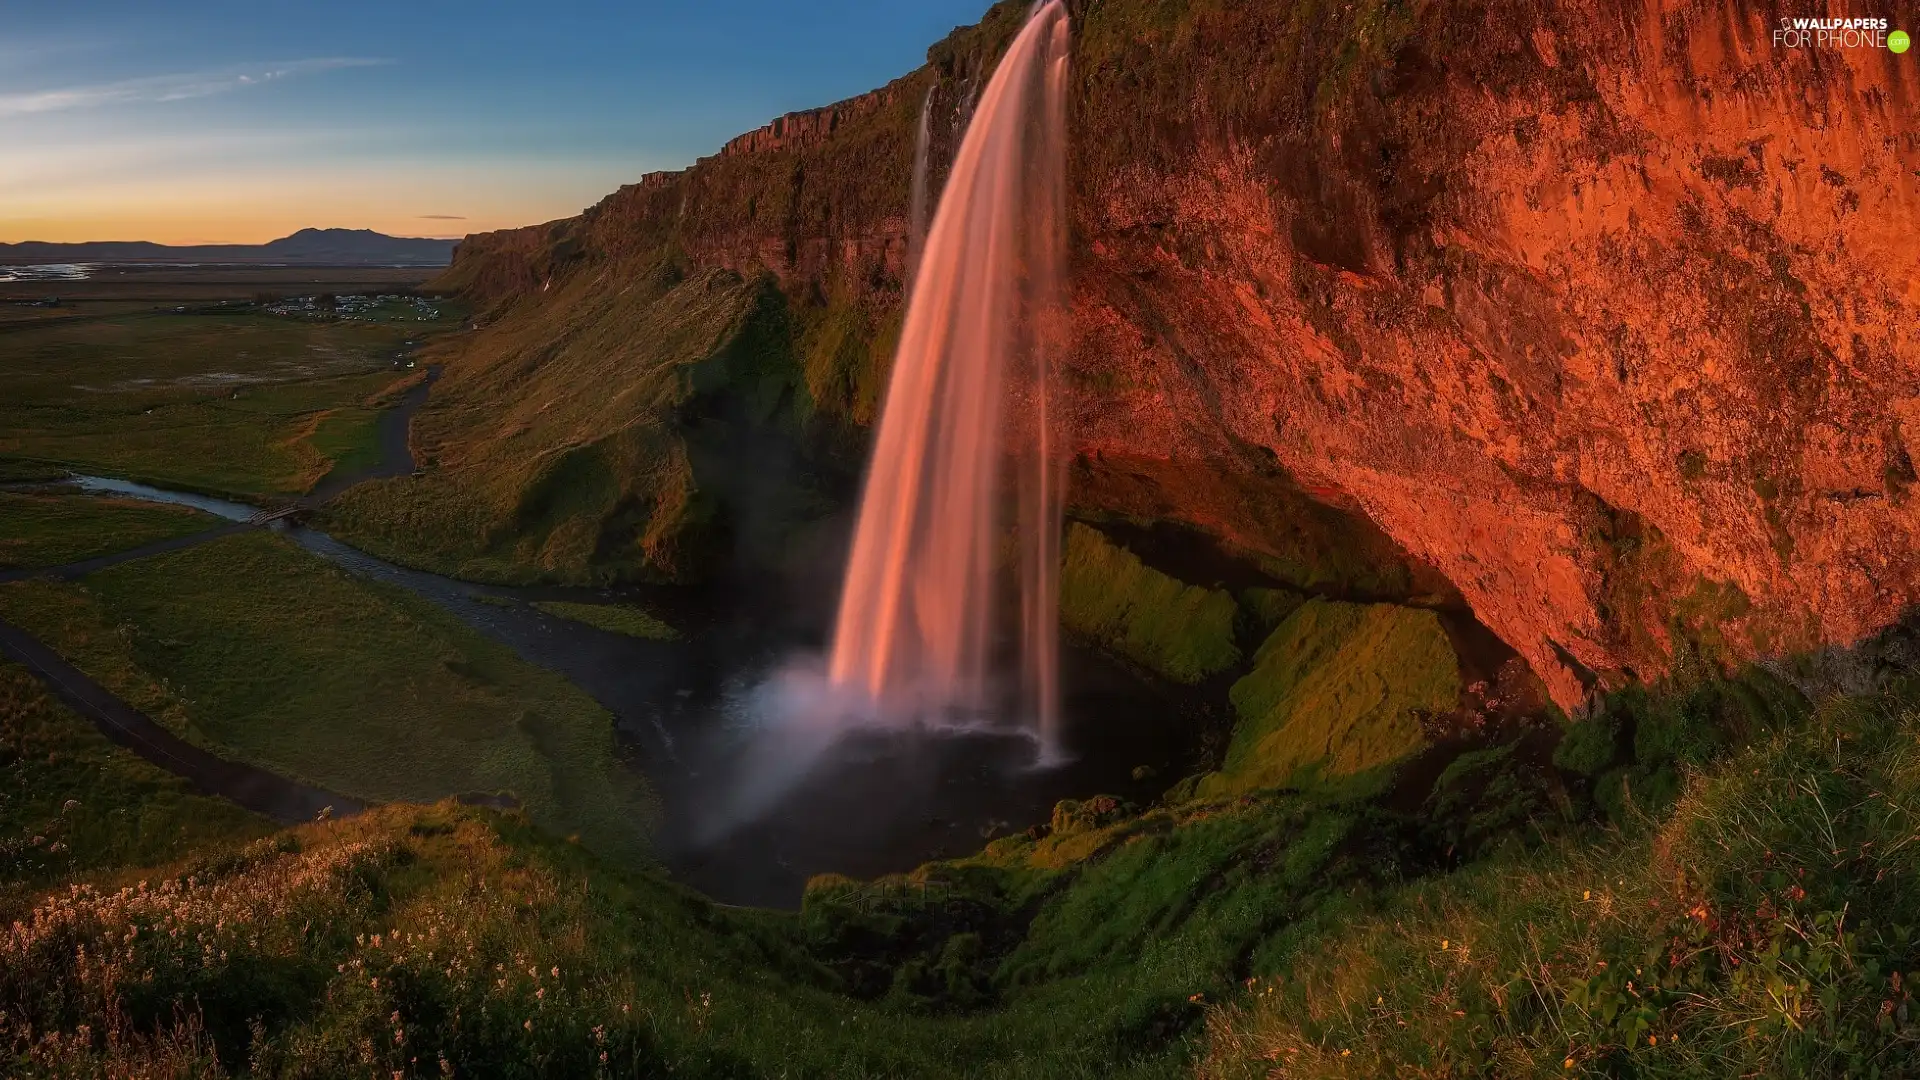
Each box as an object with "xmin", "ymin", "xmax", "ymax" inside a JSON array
[
  {"xmin": 0, "ymin": 530, "xmax": 654, "ymax": 864},
  {"xmin": 532, "ymin": 600, "xmax": 679, "ymax": 640},
  {"xmin": 0, "ymin": 661, "xmax": 268, "ymax": 911},
  {"xmin": 1060, "ymin": 522, "xmax": 1241, "ymax": 684},
  {"xmin": 0, "ymin": 460, "xmax": 70, "ymax": 483},
  {"xmin": 0, "ymin": 490, "xmax": 216, "ymax": 569},
  {"xmin": 303, "ymin": 406, "xmax": 382, "ymax": 481},
  {"xmin": 1200, "ymin": 689, "xmax": 1920, "ymax": 1078},
  {"xmin": 0, "ymin": 304, "xmax": 457, "ymax": 499},
  {"xmin": 320, "ymin": 264, "xmax": 817, "ymax": 585},
  {"xmin": 1202, "ymin": 599, "xmax": 1461, "ymax": 795},
  {"xmin": 3, "ymin": 617, "xmax": 1917, "ymax": 1076}
]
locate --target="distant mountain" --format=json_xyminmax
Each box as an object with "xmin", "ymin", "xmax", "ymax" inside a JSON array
[{"xmin": 0, "ymin": 228, "xmax": 457, "ymax": 267}]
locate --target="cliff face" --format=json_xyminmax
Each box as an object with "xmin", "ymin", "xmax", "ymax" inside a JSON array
[{"xmin": 437, "ymin": 0, "xmax": 1920, "ymax": 708}]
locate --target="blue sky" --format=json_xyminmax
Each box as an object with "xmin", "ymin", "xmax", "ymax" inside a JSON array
[{"xmin": 0, "ymin": 1, "xmax": 991, "ymax": 243}]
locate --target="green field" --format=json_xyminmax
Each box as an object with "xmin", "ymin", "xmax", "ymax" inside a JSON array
[
  {"xmin": 0, "ymin": 490, "xmax": 217, "ymax": 569},
  {"xmin": 0, "ymin": 303, "xmax": 458, "ymax": 498},
  {"xmin": 0, "ymin": 530, "xmax": 654, "ymax": 863},
  {"xmin": 0, "ymin": 660, "xmax": 269, "ymax": 910},
  {"xmin": 532, "ymin": 599, "xmax": 679, "ymax": 640}
]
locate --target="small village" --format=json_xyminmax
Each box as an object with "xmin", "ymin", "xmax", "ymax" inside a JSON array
[{"xmin": 259, "ymin": 293, "xmax": 442, "ymax": 321}]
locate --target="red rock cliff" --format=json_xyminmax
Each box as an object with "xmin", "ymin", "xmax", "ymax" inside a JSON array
[{"xmin": 440, "ymin": 0, "xmax": 1920, "ymax": 708}]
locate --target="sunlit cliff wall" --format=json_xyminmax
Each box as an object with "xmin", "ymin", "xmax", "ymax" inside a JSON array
[{"xmin": 437, "ymin": 0, "xmax": 1920, "ymax": 708}]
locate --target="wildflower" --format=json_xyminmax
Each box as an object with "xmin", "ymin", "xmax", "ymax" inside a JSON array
[
  {"xmin": 524, "ymin": 1019, "xmax": 533, "ymax": 1032},
  {"xmin": 1341, "ymin": 1049, "xmax": 1351, "ymax": 1057},
  {"xmin": 1648, "ymin": 1036, "xmax": 1657, "ymax": 1047},
  {"xmin": 1582, "ymin": 890, "xmax": 1590, "ymax": 901},
  {"xmin": 1564, "ymin": 1057, "xmax": 1576, "ymax": 1069},
  {"xmin": 551, "ymin": 965, "xmax": 559, "ymax": 977},
  {"xmin": 1441, "ymin": 939, "xmax": 1450, "ymax": 950}
]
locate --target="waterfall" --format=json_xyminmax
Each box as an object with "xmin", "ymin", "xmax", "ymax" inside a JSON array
[
  {"xmin": 828, "ymin": 0, "xmax": 1071, "ymax": 756},
  {"xmin": 907, "ymin": 86, "xmax": 934, "ymax": 285}
]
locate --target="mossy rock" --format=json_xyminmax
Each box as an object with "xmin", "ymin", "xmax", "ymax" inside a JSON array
[
  {"xmin": 1200, "ymin": 599, "xmax": 1462, "ymax": 796},
  {"xmin": 1059, "ymin": 522, "xmax": 1240, "ymax": 683}
]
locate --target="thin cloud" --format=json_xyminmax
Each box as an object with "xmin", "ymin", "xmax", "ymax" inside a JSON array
[
  {"xmin": 417, "ymin": 214, "xmax": 467, "ymax": 220},
  {"xmin": 0, "ymin": 58, "xmax": 386, "ymax": 117}
]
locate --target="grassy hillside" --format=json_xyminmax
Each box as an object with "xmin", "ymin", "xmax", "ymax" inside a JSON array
[
  {"xmin": 8, "ymin": 629, "xmax": 1917, "ymax": 1077},
  {"xmin": 321, "ymin": 263, "xmax": 828, "ymax": 584},
  {"xmin": 1204, "ymin": 686, "xmax": 1920, "ymax": 1078}
]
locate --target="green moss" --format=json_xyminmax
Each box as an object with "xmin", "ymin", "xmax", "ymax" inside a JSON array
[
  {"xmin": 1240, "ymin": 585, "xmax": 1306, "ymax": 631},
  {"xmin": 1670, "ymin": 575, "xmax": 1753, "ymax": 670},
  {"xmin": 531, "ymin": 600, "xmax": 678, "ymax": 641},
  {"xmin": 1059, "ymin": 522, "xmax": 1240, "ymax": 683},
  {"xmin": 1551, "ymin": 709, "xmax": 1620, "ymax": 777},
  {"xmin": 1201, "ymin": 599, "xmax": 1460, "ymax": 795}
]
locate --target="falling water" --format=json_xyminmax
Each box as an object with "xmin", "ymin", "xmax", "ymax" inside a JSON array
[
  {"xmin": 907, "ymin": 87, "xmax": 934, "ymax": 284},
  {"xmin": 828, "ymin": 0, "xmax": 1071, "ymax": 756}
]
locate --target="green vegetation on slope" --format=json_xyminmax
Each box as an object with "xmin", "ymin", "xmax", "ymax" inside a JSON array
[
  {"xmin": 1204, "ymin": 687, "xmax": 1920, "ymax": 1078},
  {"xmin": 1203, "ymin": 599, "xmax": 1461, "ymax": 795},
  {"xmin": 532, "ymin": 600, "xmax": 678, "ymax": 640},
  {"xmin": 322, "ymin": 265, "xmax": 821, "ymax": 585},
  {"xmin": 0, "ymin": 491, "xmax": 215, "ymax": 569},
  {"xmin": 0, "ymin": 531, "xmax": 653, "ymax": 863},
  {"xmin": 0, "ymin": 306, "xmax": 453, "ymax": 498},
  {"xmin": 0, "ymin": 661, "xmax": 268, "ymax": 908},
  {"xmin": 9, "ymin": 618, "xmax": 1920, "ymax": 1076},
  {"xmin": 1060, "ymin": 522, "xmax": 1241, "ymax": 683}
]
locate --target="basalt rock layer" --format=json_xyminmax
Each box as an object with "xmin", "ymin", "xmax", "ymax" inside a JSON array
[{"xmin": 432, "ymin": 0, "xmax": 1920, "ymax": 708}]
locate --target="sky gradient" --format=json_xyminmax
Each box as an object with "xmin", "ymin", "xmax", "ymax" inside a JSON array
[{"xmin": 1, "ymin": 1, "xmax": 992, "ymax": 244}]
